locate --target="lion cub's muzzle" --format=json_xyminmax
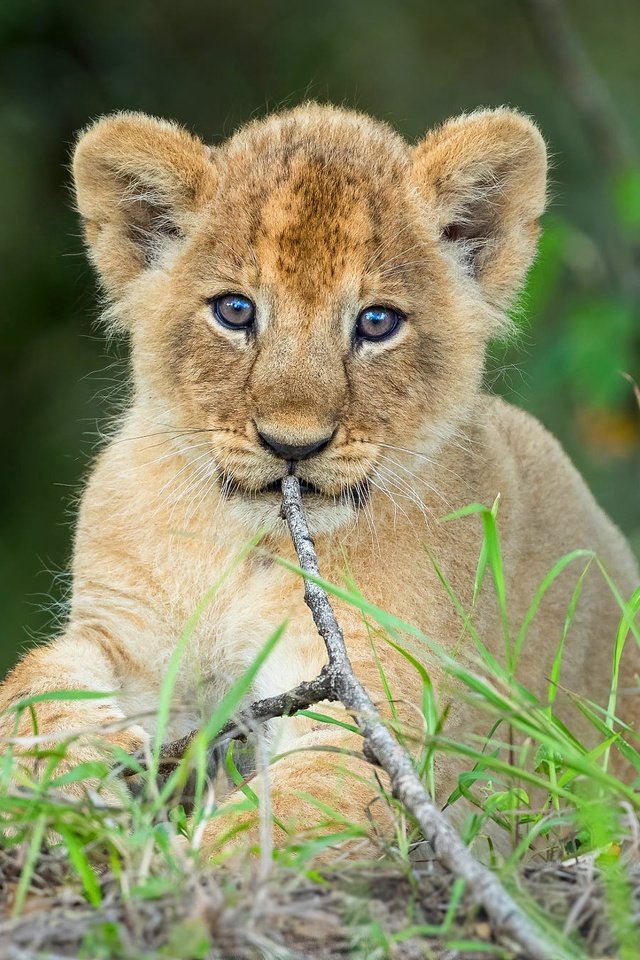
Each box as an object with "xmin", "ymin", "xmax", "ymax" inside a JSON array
[{"xmin": 218, "ymin": 420, "xmax": 373, "ymax": 509}]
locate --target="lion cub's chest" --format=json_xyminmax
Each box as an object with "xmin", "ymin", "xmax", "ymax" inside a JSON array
[{"xmin": 162, "ymin": 540, "xmax": 312, "ymax": 713}]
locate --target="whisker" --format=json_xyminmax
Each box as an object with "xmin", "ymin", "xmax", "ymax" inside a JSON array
[
  {"xmin": 376, "ymin": 441, "xmax": 473, "ymax": 482},
  {"xmin": 182, "ymin": 462, "xmax": 221, "ymax": 529},
  {"xmin": 373, "ymin": 242, "xmax": 432, "ymax": 276},
  {"xmin": 110, "ymin": 428, "xmax": 219, "ymax": 446},
  {"xmin": 364, "ymin": 223, "xmax": 419, "ymax": 273},
  {"xmin": 377, "ymin": 453, "xmax": 454, "ymax": 512},
  {"xmin": 142, "ymin": 440, "xmax": 214, "ymax": 472},
  {"xmin": 368, "ymin": 472, "xmax": 411, "ymax": 528},
  {"xmin": 374, "ymin": 466, "xmax": 432, "ymax": 529},
  {"xmin": 343, "ymin": 459, "xmax": 380, "ymax": 556},
  {"xmin": 154, "ymin": 448, "xmax": 215, "ymax": 502},
  {"xmin": 153, "ymin": 450, "xmax": 220, "ymax": 521}
]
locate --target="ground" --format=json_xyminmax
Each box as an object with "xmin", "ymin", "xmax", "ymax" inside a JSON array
[{"xmin": 2, "ymin": 841, "xmax": 638, "ymax": 960}]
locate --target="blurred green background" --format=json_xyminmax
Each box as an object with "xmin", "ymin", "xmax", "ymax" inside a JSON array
[{"xmin": 1, "ymin": 0, "xmax": 639, "ymax": 677}]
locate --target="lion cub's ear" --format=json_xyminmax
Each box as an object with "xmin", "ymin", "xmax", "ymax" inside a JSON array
[
  {"xmin": 73, "ymin": 112, "xmax": 216, "ymax": 297},
  {"xmin": 411, "ymin": 108, "xmax": 547, "ymax": 311}
]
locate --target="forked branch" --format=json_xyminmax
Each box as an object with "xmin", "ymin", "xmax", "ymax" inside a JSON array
[
  {"xmin": 157, "ymin": 670, "xmax": 336, "ymax": 772},
  {"xmin": 279, "ymin": 476, "xmax": 555, "ymax": 960},
  {"xmin": 159, "ymin": 476, "xmax": 557, "ymax": 959}
]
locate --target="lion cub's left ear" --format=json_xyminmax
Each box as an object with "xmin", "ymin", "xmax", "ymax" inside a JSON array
[
  {"xmin": 73, "ymin": 112, "xmax": 217, "ymax": 299},
  {"xmin": 411, "ymin": 108, "xmax": 547, "ymax": 311}
]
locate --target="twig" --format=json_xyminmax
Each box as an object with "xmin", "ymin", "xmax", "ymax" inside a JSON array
[
  {"xmin": 155, "ymin": 670, "xmax": 336, "ymax": 774},
  {"xmin": 279, "ymin": 475, "xmax": 557, "ymax": 960},
  {"xmin": 156, "ymin": 476, "xmax": 558, "ymax": 957},
  {"xmin": 621, "ymin": 372, "xmax": 640, "ymax": 411}
]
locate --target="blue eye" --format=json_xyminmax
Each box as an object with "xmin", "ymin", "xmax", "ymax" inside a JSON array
[
  {"xmin": 355, "ymin": 305, "xmax": 402, "ymax": 342},
  {"xmin": 211, "ymin": 293, "xmax": 255, "ymax": 330}
]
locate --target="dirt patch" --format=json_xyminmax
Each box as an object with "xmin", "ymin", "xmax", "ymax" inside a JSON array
[{"xmin": 1, "ymin": 845, "xmax": 638, "ymax": 959}]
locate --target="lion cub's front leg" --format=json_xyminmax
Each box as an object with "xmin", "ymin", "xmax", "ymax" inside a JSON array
[
  {"xmin": 201, "ymin": 723, "xmax": 394, "ymax": 858},
  {"xmin": 0, "ymin": 627, "xmax": 152, "ymax": 793}
]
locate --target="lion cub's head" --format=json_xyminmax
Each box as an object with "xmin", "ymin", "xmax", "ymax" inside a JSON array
[{"xmin": 73, "ymin": 103, "xmax": 546, "ymax": 532}]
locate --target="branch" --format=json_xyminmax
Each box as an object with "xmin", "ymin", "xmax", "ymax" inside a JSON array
[
  {"xmin": 155, "ymin": 476, "xmax": 557, "ymax": 958},
  {"xmin": 279, "ymin": 475, "xmax": 556, "ymax": 960},
  {"xmin": 155, "ymin": 670, "xmax": 336, "ymax": 776}
]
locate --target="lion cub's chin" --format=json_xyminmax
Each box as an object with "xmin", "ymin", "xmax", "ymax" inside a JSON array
[{"xmin": 227, "ymin": 492, "xmax": 357, "ymax": 537}]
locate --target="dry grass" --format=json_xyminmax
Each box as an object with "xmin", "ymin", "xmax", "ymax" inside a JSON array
[{"xmin": 2, "ymin": 841, "xmax": 640, "ymax": 960}]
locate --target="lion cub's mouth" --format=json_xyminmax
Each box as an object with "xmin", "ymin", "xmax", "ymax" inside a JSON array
[{"xmin": 220, "ymin": 471, "xmax": 371, "ymax": 508}]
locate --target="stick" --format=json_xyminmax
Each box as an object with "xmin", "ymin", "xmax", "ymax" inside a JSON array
[
  {"xmin": 156, "ymin": 476, "xmax": 558, "ymax": 958},
  {"xmin": 279, "ymin": 475, "xmax": 556, "ymax": 960},
  {"xmin": 155, "ymin": 670, "xmax": 336, "ymax": 774}
]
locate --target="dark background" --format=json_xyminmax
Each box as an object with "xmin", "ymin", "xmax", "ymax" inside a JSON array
[{"xmin": 1, "ymin": 0, "xmax": 639, "ymax": 677}]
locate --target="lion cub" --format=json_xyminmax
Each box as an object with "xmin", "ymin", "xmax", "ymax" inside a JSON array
[{"xmin": 1, "ymin": 104, "xmax": 637, "ymax": 853}]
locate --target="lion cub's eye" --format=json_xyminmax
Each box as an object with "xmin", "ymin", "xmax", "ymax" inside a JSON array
[
  {"xmin": 355, "ymin": 306, "xmax": 402, "ymax": 342},
  {"xmin": 210, "ymin": 293, "xmax": 256, "ymax": 330}
]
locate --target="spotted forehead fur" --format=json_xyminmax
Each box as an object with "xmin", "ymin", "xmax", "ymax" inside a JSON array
[{"xmin": 211, "ymin": 106, "xmax": 415, "ymax": 299}]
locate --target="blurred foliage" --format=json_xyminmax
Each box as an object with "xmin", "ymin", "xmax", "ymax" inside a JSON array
[{"xmin": 0, "ymin": 0, "xmax": 638, "ymax": 676}]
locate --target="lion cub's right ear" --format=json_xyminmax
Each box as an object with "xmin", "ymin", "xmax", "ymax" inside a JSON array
[{"xmin": 73, "ymin": 112, "xmax": 217, "ymax": 298}]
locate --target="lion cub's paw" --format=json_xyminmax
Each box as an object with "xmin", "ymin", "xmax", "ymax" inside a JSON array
[{"xmin": 5, "ymin": 710, "xmax": 151, "ymax": 803}]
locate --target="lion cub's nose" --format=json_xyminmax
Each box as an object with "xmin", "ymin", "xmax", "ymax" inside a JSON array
[{"xmin": 256, "ymin": 429, "xmax": 334, "ymax": 461}]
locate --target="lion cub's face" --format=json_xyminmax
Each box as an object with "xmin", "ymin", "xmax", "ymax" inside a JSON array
[{"xmin": 73, "ymin": 104, "xmax": 546, "ymax": 531}]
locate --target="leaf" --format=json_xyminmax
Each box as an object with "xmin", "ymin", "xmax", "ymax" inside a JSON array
[
  {"xmin": 48, "ymin": 761, "xmax": 110, "ymax": 788},
  {"xmin": 130, "ymin": 876, "xmax": 178, "ymax": 900},
  {"xmin": 6, "ymin": 690, "xmax": 115, "ymax": 713},
  {"xmin": 155, "ymin": 621, "xmax": 286, "ymax": 813},
  {"xmin": 473, "ymin": 494, "xmax": 500, "ymax": 603},
  {"xmin": 295, "ymin": 709, "xmax": 359, "ymax": 734},
  {"xmin": 57, "ymin": 826, "xmax": 102, "ymax": 906},
  {"xmin": 514, "ymin": 551, "xmax": 594, "ymax": 672},
  {"xmin": 484, "ymin": 787, "xmax": 530, "ymax": 815},
  {"xmin": 603, "ymin": 583, "xmax": 640, "ymax": 772},
  {"xmin": 12, "ymin": 814, "xmax": 47, "ymax": 917},
  {"xmin": 150, "ymin": 530, "xmax": 266, "ymax": 777}
]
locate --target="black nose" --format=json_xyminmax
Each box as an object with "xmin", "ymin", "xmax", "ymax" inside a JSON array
[{"xmin": 257, "ymin": 430, "xmax": 334, "ymax": 461}]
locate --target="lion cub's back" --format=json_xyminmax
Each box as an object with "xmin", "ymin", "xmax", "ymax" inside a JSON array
[
  {"xmin": 477, "ymin": 397, "xmax": 639, "ymax": 765},
  {"xmin": 480, "ymin": 395, "xmax": 637, "ymax": 591},
  {"xmin": 475, "ymin": 396, "xmax": 639, "ymax": 733}
]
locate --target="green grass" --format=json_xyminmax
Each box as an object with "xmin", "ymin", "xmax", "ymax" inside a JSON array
[{"xmin": 1, "ymin": 508, "xmax": 639, "ymax": 959}]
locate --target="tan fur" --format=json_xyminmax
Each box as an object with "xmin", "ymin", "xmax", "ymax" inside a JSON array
[{"xmin": 1, "ymin": 104, "xmax": 637, "ymax": 854}]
